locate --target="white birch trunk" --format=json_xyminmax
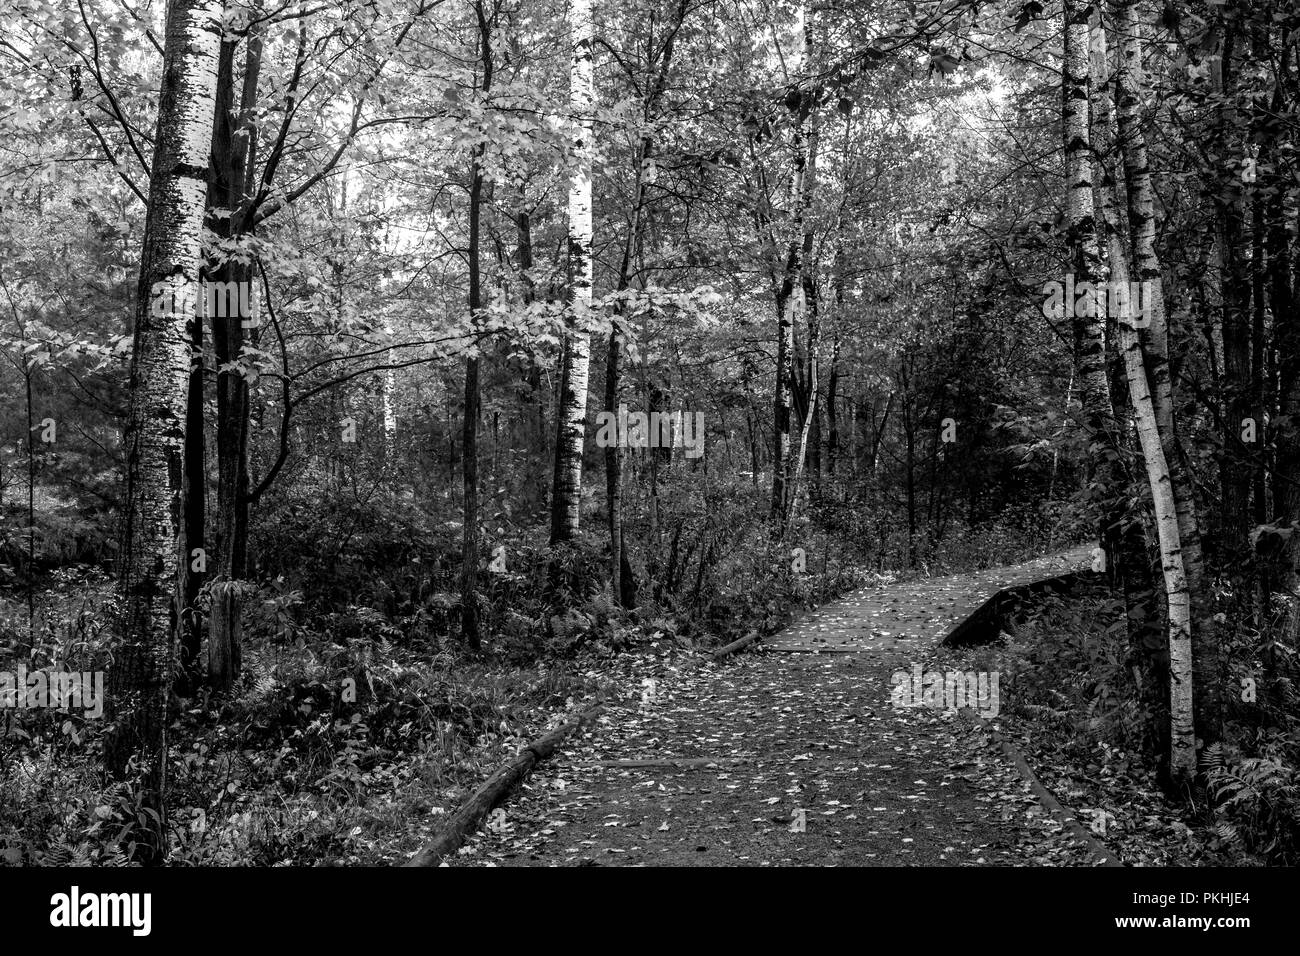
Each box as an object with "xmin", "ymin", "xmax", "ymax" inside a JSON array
[
  {"xmin": 551, "ymin": 0, "xmax": 594, "ymax": 543},
  {"xmin": 1064, "ymin": 0, "xmax": 1111, "ymax": 431},
  {"xmin": 106, "ymin": 0, "xmax": 223, "ymax": 851},
  {"xmin": 1113, "ymin": 0, "xmax": 1204, "ymax": 595},
  {"xmin": 1088, "ymin": 6, "xmax": 1197, "ymax": 783},
  {"xmin": 383, "ymin": 321, "xmax": 398, "ymax": 457}
]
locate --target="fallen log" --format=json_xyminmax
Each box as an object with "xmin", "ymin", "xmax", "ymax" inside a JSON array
[
  {"xmin": 404, "ymin": 703, "xmax": 604, "ymax": 867},
  {"xmin": 712, "ymin": 630, "xmax": 761, "ymax": 660}
]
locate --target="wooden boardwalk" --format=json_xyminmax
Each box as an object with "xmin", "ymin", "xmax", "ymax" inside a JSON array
[
  {"xmin": 764, "ymin": 545, "xmax": 1096, "ymax": 653},
  {"xmin": 427, "ymin": 545, "xmax": 1112, "ymax": 867}
]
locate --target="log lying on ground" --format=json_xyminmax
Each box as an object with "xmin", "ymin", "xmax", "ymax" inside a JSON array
[
  {"xmin": 712, "ymin": 630, "xmax": 761, "ymax": 660},
  {"xmin": 404, "ymin": 703, "xmax": 603, "ymax": 867}
]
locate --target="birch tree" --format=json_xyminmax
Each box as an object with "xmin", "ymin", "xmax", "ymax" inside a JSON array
[
  {"xmin": 1063, "ymin": 0, "xmax": 1112, "ymax": 444},
  {"xmin": 105, "ymin": 0, "xmax": 223, "ymax": 859},
  {"xmin": 1085, "ymin": 7, "xmax": 1197, "ymax": 784},
  {"xmin": 1112, "ymin": 0, "xmax": 1214, "ymax": 739},
  {"xmin": 551, "ymin": 0, "xmax": 595, "ymax": 544}
]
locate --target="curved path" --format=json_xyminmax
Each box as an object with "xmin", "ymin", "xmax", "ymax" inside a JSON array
[{"xmin": 432, "ymin": 547, "xmax": 1106, "ymax": 867}]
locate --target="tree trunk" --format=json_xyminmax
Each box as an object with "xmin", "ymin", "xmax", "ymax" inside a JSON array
[
  {"xmin": 461, "ymin": 2, "xmax": 493, "ymax": 650},
  {"xmin": 178, "ymin": 304, "xmax": 205, "ymax": 695},
  {"xmin": 1088, "ymin": 2, "xmax": 1197, "ymax": 784},
  {"xmin": 605, "ymin": 326, "xmax": 624, "ymax": 599},
  {"xmin": 1214, "ymin": 27, "xmax": 1254, "ymax": 564},
  {"xmin": 1116, "ymin": 0, "xmax": 1217, "ymax": 741},
  {"xmin": 207, "ymin": 29, "xmax": 263, "ymax": 692},
  {"xmin": 789, "ymin": 284, "xmax": 819, "ymax": 522},
  {"xmin": 1115, "ymin": 0, "xmax": 1205, "ymax": 596},
  {"xmin": 773, "ymin": 2, "xmax": 817, "ymax": 532},
  {"xmin": 550, "ymin": 0, "xmax": 594, "ymax": 545},
  {"xmin": 602, "ymin": 0, "xmax": 685, "ymax": 605},
  {"xmin": 106, "ymin": 0, "xmax": 223, "ymax": 863},
  {"xmin": 826, "ymin": 251, "xmax": 843, "ymax": 476},
  {"xmin": 772, "ymin": 280, "xmax": 795, "ymax": 525},
  {"xmin": 1064, "ymin": 1, "xmax": 1114, "ymax": 453},
  {"xmin": 513, "ymin": 192, "xmax": 549, "ymax": 517}
]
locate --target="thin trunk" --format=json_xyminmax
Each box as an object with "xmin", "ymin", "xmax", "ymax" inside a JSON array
[
  {"xmin": 514, "ymin": 192, "xmax": 548, "ymax": 516},
  {"xmin": 904, "ymin": 399, "xmax": 916, "ymax": 567},
  {"xmin": 178, "ymin": 306, "xmax": 205, "ymax": 694},
  {"xmin": 772, "ymin": 282, "xmax": 795, "ymax": 524},
  {"xmin": 207, "ymin": 28, "xmax": 263, "ymax": 692},
  {"xmin": 551, "ymin": 0, "xmax": 594, "ymax": 545},
  {"xmin": 1089, "ymin": 2, "xmax": 1196, "ymax": 783},
  {"xmin": 462, "ymin": 2, "xmax": 493, "ymax": 650},
  {"xmin": 826, "ymin": 251, "xmax": 843, "ymax": 476},
  {"xmin": 1115, "ymin": 0, "xmax": 1204, "ymax": 596},
  {"xmin": 1215, "ymin": 27, "xmax": 1253, "ymax": 562},
  {"xmin": 383, "ymin": 331, "xmax": 398, "ymax": 466},
  {"xmin": 789, "ymin": 285, "xmax": 819, "ymax": 521},
  {"xmin": 774, "ymin": 3, "xmax": 817, "ymax": 532}
]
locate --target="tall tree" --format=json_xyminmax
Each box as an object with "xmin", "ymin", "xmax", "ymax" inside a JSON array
[
  {"xmin": 462, "ymin": 0, "xmax": 496, "ymax": 649},
  {"xmin": 604, "ymin": 0, "xmax": 689, "ymax": 605},
  {"xmin": 773, "ymin": 1, "xmax": 817, "ymax": 532},
  {"xmin": 1112, "ymin": 0, "xmax": 1214, "ymax": 744},
  {"xmin": 206, "ymin": 23, "xmax": 263, "ymax": 692},
  {"xmin": 1086, "ymin": 3, "xmax": 1196, "ymax": 784},
  {"xmin": 551, "ymin": 0, "xmax": 595, "ymax": 544},
  {"xmin": 105, "ymin": 0, "xmax": 223, "ymax": 861}
]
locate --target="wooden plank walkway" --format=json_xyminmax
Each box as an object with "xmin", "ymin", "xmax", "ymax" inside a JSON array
[
  {"xmin": 764, "ymin": 545, "xmax": 1096, "ymax": 653},
  {"xmin": 429, "ymin": 545, "xmax": 1112, "ymax": 867}
]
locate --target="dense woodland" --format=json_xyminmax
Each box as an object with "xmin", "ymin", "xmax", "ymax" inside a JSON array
[{"xmin": 1, "ymin": 0, "xmax": 1298, "ymax": 866}]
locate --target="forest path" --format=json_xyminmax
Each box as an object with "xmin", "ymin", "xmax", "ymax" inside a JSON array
[
  {"xmin": 438, "ymin": 547, "xmax": 1105, "ymax": 866},
  {"xmin": 766, "ymin": 545, "xmax": 1095, "ymax": 652}
]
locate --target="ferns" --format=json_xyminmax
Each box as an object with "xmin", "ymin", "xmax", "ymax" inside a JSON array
[
  {"xmin": 1203, "ymin": 742, "xmax": 1300, "ymax": 863},
  {"xmin": 1213, "ymin": 821, "xmax": 1242, "ymax": 849}
]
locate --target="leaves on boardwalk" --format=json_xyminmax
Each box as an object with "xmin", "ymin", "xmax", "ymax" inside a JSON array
[{"xmin": 439, "ymin": 557, "xmax": 1116, "ymax": 866}]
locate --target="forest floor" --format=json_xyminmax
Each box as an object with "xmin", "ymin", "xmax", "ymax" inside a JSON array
[{"xmin": 393, "ymin": 551, "xmax": 1206, "ymax": 867}]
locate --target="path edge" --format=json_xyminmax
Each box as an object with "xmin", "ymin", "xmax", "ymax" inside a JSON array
[
  {"xmin": 970, "ymin": 713, "xmax": 1125, "ymax": 867},
  {"xmin": 403, "ymin": 702, "xmax": 604, "ymax": 867}
]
